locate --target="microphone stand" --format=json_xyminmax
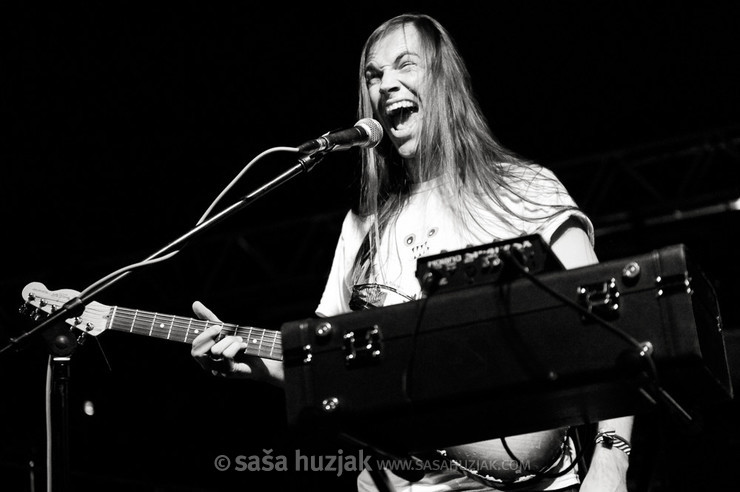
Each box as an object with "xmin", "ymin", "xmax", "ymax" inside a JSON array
[{"xmin": 2, "ymin": 150, "xmax": 328, "ymax": 492}]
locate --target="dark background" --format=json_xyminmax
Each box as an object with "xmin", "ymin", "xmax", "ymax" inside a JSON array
[{"xmin": 2, "ymin": 2, "xmax": 739, "ymax": 491}]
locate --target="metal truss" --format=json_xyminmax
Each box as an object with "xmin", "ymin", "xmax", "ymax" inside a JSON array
[{"xmin": 551, "ymin": 126, "xmax": 740, "ymax": 235}]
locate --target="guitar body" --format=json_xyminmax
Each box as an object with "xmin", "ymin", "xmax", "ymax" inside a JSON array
[{"xmin": 439, "ymin": 427, "xmax": 569, "ymax": 487}]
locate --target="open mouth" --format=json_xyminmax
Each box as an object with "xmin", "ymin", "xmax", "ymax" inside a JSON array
[{"xmin": 386, "ymin": 100, "xmax": 419, "ymax": 131}]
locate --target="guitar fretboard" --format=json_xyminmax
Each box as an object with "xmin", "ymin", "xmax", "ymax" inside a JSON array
[{"xmin": 106, "ymin": 306, "xmax": 283, "ymax": 360}]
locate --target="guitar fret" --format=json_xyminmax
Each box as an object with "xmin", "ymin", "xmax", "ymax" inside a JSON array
[
  {"xmin": 269, "ymin": 332, "xmax": 277, "ymax": 358},
  {"xmin": 149, "ymin": 314, "xmax": 156, "ymax": 337},
  {"xmin": 108, "ymin": 306, "xmax": 118, "ymax": 330},
  {"xmin": 257, "ymin": 328, "xmax": 264, "ymax": 356},
  {"xmin": 130, "ymin": 310, "xmax": 138, "ymax": 333},
  {"xmin": 166, "ymin": 317, "xmax": 173, "ymax": 340},
  {"xmin": 184, "ymin": 318, "xmax": 193, "ymax": 343},
  {"xmin": 246, "ymin": 327, "xmax": 254, "ymax": 355},
  {"xmin": 152, "ymin": 315, "xmax": 171, "ymax": 339}
]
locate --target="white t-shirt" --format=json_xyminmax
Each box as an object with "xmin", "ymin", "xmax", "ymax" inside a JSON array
[
  {"xmin": 316, "ymin": 166, "xmax": 593, "ymax": 491},
  {"xmin": 317, "ymin": 166, "xmax": 593, "ymax": 318}
]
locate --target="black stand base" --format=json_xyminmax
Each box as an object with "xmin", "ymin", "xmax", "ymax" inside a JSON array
[{"xmin": 50, "ymin": 355, "xmax": 72, "ymax": 492}]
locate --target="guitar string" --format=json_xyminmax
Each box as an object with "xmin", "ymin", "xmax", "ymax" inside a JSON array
[
  {"xmin": 104, "ymin": 310, "xmax": 283, "ymax": 342},
  {"xmin": 87, "ymin": 306, "xmax": 282, "ymax": 340},
  {"xmin": 76, "ymin": 305, "xmax": 282, "ymax": 355},
  {"xmin": 107, "ymin": 314, "xmax": 284, "ymax": 357},
  {"xmin": 39, "ymin": 299, "xmax": 283, "ymax": 346}
]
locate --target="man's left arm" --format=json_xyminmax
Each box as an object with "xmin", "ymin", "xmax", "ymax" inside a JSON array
[
  {"xmin": 580, "ymin": 415, "xmax": 633, "ymax": 492},
  {"xmin": 551, "ymin": 219, "xmax": 633, "ymax": 491}
]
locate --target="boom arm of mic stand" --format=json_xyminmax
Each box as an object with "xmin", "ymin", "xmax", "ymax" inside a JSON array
[{"xmin": 1, "ymin": 151, "xmax": 328, "ymax": 356}]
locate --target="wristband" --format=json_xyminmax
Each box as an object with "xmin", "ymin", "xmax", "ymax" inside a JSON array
[{"xmin": 595, "ymin": 430, "xmax": 631, "ymax": 457}]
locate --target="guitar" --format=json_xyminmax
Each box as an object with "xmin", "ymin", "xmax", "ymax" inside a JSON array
[
  {"xmin": 20, "ymin": 282, "xmax": 283, "ymax": 361},
  {"xmin": 20, "ymin": 282, "xmax": 570, "ymax": 486}
]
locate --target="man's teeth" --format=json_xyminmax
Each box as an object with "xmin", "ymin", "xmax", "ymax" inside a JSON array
[
  {"xmin": 387, "ymin": 101, "xmax": 417, "ymax": 129},
  {"xmin": 387, "ymin": 100, "xmax": 416, "ymax": 113}
]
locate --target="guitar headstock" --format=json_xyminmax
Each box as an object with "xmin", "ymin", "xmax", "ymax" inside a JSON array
[{"xmin": 20, "ymin": 282, "xmax": 110, "ymax": 337}]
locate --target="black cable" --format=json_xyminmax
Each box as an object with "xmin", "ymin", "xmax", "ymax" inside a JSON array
[
  {"xmin": 400, "ymin": 294, "xmax": 433, "ymax": 404},
  {"xmin": 499, "ymin": 250, "xmax": 662, "ymax": 389},
  {"xmin": 571, "ymin": 425, "xmax": 590, "ymax": 478},
  {"xmin": 498, "ymin": 426, "xmax": 587, "ymax": 480}
]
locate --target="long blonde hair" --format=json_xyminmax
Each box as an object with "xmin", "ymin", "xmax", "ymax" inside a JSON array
[{"xmin": 352, "ymin": 13, "xmax": 574, "ymax": 284}]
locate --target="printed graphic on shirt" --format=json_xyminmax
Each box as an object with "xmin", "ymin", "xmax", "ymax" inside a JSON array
[{"xmin": 403, "ymin": 226, "xmax": 438, "ymax": 260}]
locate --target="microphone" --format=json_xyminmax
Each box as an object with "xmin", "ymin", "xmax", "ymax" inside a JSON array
[{"xmin": 298, "ymin": 118, "xmax": 383, "ymax": 154}]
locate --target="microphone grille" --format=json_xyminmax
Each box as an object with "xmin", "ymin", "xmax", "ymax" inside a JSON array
[{"xmin": 356, "ymin": 118, "xmax": 384, "ymax": 148}]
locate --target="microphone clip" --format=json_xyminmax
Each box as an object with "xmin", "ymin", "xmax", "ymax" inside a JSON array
[{"xmin": 297, "ymin": 150, "xmax": 330, "ymax": 173}]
